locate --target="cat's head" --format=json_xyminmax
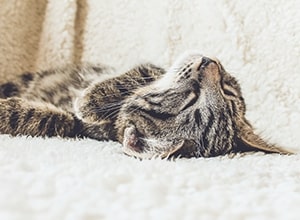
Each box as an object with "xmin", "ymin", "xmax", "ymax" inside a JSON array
[{"xmin": 117, "ymin": 53, "xmax": 292, "ymax": 159}]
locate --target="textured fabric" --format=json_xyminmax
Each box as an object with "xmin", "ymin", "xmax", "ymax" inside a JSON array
[{"xmin": 0, "ymin": 0, "xmax": 299, "ymax": 219}]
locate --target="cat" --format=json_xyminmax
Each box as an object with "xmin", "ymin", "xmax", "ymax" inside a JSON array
[{"xmin": 0, "ymin": 53, "xmax": 292, "ymax": 159}]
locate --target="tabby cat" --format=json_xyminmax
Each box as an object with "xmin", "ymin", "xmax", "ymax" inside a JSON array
[{"xmin": 0, "ymin": 53, "xmax": 292, "ymax": 159}]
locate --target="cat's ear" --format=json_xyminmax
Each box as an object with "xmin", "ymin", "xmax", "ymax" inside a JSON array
[{"xmin": 234, "ymin": 118, "xmax": 293, "ymax": 155}]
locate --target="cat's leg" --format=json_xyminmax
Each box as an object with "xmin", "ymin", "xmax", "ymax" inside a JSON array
[
  {"xmin": 72, "ymin": 63, "xmax": 165, "ymax": 141},
  {"xmin": 0, "ymin": 97, "xmax": 84, "ymax": 138},
  {"xmin": 0, "ymin": 97, "xmax": 114, "ymax": 140},
  {"xmin": 75, "ymin": 64, "xmax": 165, "ymax": 124}
]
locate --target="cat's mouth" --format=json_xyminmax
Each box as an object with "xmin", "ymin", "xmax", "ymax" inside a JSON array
[{"xmin": 122, "ymin": 125, "xmax": 197, "ymax": 159}]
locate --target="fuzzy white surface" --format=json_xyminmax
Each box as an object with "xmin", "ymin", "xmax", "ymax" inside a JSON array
[
  {"xmin": 1, "ymin": 135, "xmax": 300, "ymax": 220},
  {"xmin": 0, "ymin": 0, "xmax": 300, "ymax": 219}
]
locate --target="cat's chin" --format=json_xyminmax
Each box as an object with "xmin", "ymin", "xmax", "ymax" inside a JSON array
[{"xmin": 122, "ymin": 126, "xmax": 186, "ymax": 159}]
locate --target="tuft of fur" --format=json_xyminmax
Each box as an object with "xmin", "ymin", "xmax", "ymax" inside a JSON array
[{"xmin": 0, "ymin": 53, "xmax": 292, "ymax": 159}]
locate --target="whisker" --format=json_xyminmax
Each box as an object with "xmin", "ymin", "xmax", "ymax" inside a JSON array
[
  {"xmin": 126, "ymin": 105, "xmax": 141, "ymax": 116},
  {"xmin": 93, "ymin": 91, "xmax": 132, "ymax": 99},
  {"xmin": 87, "ymin": 103, "xmax": 123, "ymax": 113},
  {"xmin": 102, "ymin": 108, "xmax": 121, "ymax": 120},
  {"xmin": 86, "ymin": 99, "xmax": 122, "ymax": 108}
]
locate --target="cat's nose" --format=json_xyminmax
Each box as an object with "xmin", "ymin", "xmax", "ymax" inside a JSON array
[
  {"xmin": 196, "ymin": 56, "xmax": 220, "ymax": 82},
  {"xmin": 199, "ymin": 57, "xmax": 212, "ymax": 69}
]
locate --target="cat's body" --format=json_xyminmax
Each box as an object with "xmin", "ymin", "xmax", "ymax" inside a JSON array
[{"xmin": 0, "ymin": 53, "xmax": 292, "ymax": 159}]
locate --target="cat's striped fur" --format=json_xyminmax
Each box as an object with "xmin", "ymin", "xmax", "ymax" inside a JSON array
[{"xmin": 0, "ymin": 53, "xmax": 292, "ymax": 159}]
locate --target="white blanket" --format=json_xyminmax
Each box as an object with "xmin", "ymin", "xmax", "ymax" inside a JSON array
[{"xmin": 0, "ymin": 0, "xmax": 299, "ymax": 219}]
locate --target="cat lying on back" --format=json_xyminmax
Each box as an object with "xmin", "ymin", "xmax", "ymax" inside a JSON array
[{"xmin": 0, "ymin": 53, "xmax": 292, "ymax": 159}]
